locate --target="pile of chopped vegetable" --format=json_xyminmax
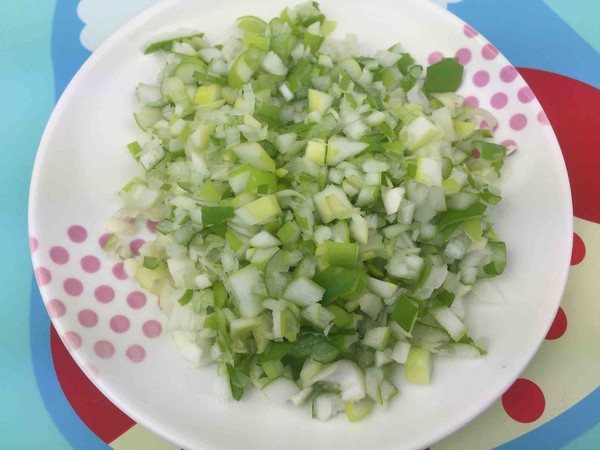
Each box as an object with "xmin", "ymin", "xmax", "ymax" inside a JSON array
[{"xmin": 107, "ymin": 1, "xmax": 508, "ymax": 422}]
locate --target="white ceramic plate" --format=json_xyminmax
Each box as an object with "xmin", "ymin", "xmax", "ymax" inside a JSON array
[{"xmin": 29, "ymin": 0, "xmax": 572, "ymax": 449}]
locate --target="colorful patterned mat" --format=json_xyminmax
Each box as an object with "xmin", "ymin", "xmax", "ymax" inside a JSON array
[{"xmin": 2, "ymin": 0, "xmax": 599, "ymax": 448}]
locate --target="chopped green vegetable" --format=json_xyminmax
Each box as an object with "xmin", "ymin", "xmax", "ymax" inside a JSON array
[{"xmin": 107, "ymin": 2, "xmax": 508, "ymax": 422}]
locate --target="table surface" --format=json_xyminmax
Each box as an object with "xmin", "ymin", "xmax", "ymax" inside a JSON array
[{"xmin": 2, "ymin": 0, "xmax": 599, "ymax": 449}]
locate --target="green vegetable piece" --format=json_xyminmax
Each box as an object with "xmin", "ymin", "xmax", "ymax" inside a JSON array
[
  {"xmin": 482, "ymin": 241, "xmax": 506, "ymax": 276},
  {"xmin": 289, "ymin": 332, "xmax": 341, "ymax": 364},
  {"xmin": 325, "ymin": 304, "xmax": 352, "ymax": 328},
  {"xmin": 202, "ymin": 206, "xmax": 234, "ymax": 226},
  {"xmin": 477, "ymin": 141, "xmax": 507, "ymax": 175},
  {"xmin": 314, "ymin": 268, "xmax": 367, "ymax": 303},
  {"xmin": 437, "ymin": 202, "xmax": 487, "ymax": 230},
  {"xmin": 404, "ymin": 347, "xmax": 432, "ymax": 384},
  {"xmin": 127, "ymin": 141, "xmax": 142, "ymax": 161},
  {"xmin": 143, "ymin": 256, "xmax": 160, "ymax": 270},
  {"xmin": 144, "ymin": 32, "xmax": 205, "ymax": 54},
  {"xmin": 276, "ymin": 221, "xmax": 301, "ymax": 244},
  {"xmin": 257, "ymin": 341, "xmax": 294, "ymax": 362},
  {"xmin": 178, "ymin": 289, "xmax": 194, "ymax": 306},
  {"xmin": 236, "ymin": 15, "xmax": 268, "ymax": 34},
  {"xmin": 423, "ymin": 58, "xmax": 464, "ymax": 94},
  {"xmin": 321, "ymin": 242, "xmax": 358, "ymax": 269},
  {"xmin": 391, "ymin": 295, "xmax": 419, "ymax": 333}
]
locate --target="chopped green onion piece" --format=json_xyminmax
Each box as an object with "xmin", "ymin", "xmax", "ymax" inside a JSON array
[{"xmin": 144, "ymin": 32, "xmax": 205, "ymax": 54}]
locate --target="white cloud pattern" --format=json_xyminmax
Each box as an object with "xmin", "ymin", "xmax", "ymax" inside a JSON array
[
  {"xmin": 78, "ymin": 0, "xmax": 463, "ymax": 52},
  {"xmin": 78, "ymin": 0, "xmax": 161, "ymax": 51}
]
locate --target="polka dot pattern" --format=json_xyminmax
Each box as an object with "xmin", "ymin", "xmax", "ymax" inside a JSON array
[
  {"xmin": 482, "ymin": 43, "xmax": 499, "ymax": 60},
  {"xmin": 64, "ymin": 331, "xmax": 82, "ymax": 350},
  {"xmin": 81, "ymin": 255, "xmax": 101, "ymax": 273},
  {"xmin": 94, "ymin": 340, "xmax": 115, "ymax": 359},
  {"xmin": 428, "ymin": 51, "xmax": 443, "ymax": 65},
  {"xmin": 510, "ymin": 113, "xmax": 528, "ymax": 131},
  {"xmin": 463, "ymin": 96, "xmax": 479, "ymax": 108},
  {"xmin": 78, "ymin": 309, "xmax": 99, "ymax": 328},
  {"xmin": 537, "ymin": 110, "xmax": 550, "ymax": 125},
  {"xmin": 94, "ymin": 285, "xmax": 115, "ymax": 304},
  {"xmin": 112, "ymin": 262, "xmax": 128, "ymax": 280},
  {"xmin": 146, "ymin": 220, "xmax": 157, "ymax": 234},
  {"xmin": 126, "ymin": 345, "xmax": 146, "ymax": 363},
  {"xmin": 455, "ymin": 48, "xmax": 472, "ymax": 65},
  {"xmin": 98, "ymin": 233, "xmax": 112, "ymax": 249},
  {"xmin": 571, "ymin": 232, "xmax": 586, "ymax": 265},
  {"xmin": 47, "ymin": 299, "xmax": 66, "ymax": 319},
  {"xmin": 64, "ymin": 278, "xmax": 84, "ymax": 296},
  {"xmin": 500, "ymin": 65, "xmax": 518, "ymax": 83},
  {"xmin": 491, "ymin": 92, "xmax": 508, "ymax": 109},
  {"xmin": 546, "ymin": 307, "xmax": 567, "ymax": 340},
  {"xmin": 30, "ymin": 237, "xmax": 38, "ymax": 253},
  {"xmin": 34, "ymin": 225, "xmax": 165, "ymax": 368},
  {"xmin": 517, "ymin": 86, "xmax": 535, "ymax": 103},
  {"xmin": 463, "ymin": 24, "xmax": 478, "ymax": 38},
  {"xmin": 50, "ymin": 246, "xmax": 70, "ymax": 264},
  {"xmin": 142, "ymin": 320, "xmax": 162, "ymax": 338},
  {"xmin": 110, "ymin": 315, "xmax": 130, "ymax": 333},
  {"xmin": 129, "ymin": 239, "xmax": 145, "ymax": 256},
  {"xmin": 68, "ymin": 225, "xmax": 88, "ymax": 243},
  {"xmin": 127, "ymin": 291, "xmax": 147, "ymax": 309},
  {"xmin": 473, "ymin": 70, "xmax": 490, "ymax": 87},
  {"xmin": 502, "ymin": 378, "xmax": 545, "ymax": 423},
  {"xmin": 35, "ymin": 267, "xmax": 52, "ymax": 286}
]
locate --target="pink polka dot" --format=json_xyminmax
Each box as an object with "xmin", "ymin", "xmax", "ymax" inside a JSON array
[
  {"xmin": 47, "ymin": 299, "xmax": 66, "ymax": 319},
  {"xmin": 112, "ymin": 262, "xmax": 128, "ymax": 280},
  {"xmin": 142, "ymin": 320, "xmax": 162, "ymax": 338},
  {"xmin": 500, "ymin": 65, "xmax": 518, "ymax": 83},
  {"xmin": 98, "ymin": 233, "xmax": 113, "ymax": 249},
  {"xmin": 64, "ymin": 278, "xmax": 83, "ymax": 296},
  {"xmin": 30, "ymin": 237, "xmax": 38, "ymax": 253},
  {"xmin": 94, "ymin": 340, "xmax": 115, "ymax": 359},
  {"xmin": 480, "ymin": 120, "xmax": 498, "ymax": 132},
  {"xmin": 49, "ymin": 246, "xmax": 69, "ymax": 264},
  {"xmin": 571, "ymin": 232, "xmax": 586, "ymax": 266},
  {"xmin": 463, "ymin": 96, "xmax": 479, "ymax": 108},
  {"xmin": 146, "ymin": 220, "xmax": 157, "ymax": 234},
  {"xmin": 491, "ymin": 92, "xmax": 508, "ymax": 109},
  {"xmin": 68, "ymin": 225, "xmax": 87, "ymax": 243},
  {"xmin": 126, "ymin": 345, "xmax": 146, "ymax": 363},
  {"xmin": 502, "ymin": 378, "xmax": 545, "ymax": 423},
  {"xmin": 463, "ymin": 24, "xmax": 478, "ymax": 38},
  {"xmin": 94, "ymin": 285, "xmax": 115, "ymax": 304},
  {"xmin": 510, "ymin": 113, "xmax": 528, "ymax": 131},
  {"xmin": 63, "ymin": 331, "xmax": 82, "ymax": 350},
  {"xmin": 472, "ymin": 70, "xmax": 490, "ymax": 87},
  {"xmin": 518, "ymin": 86, "xmax": 535, "ymax": 103},
  {"xmin": 81, "ymin": 255, "xmax": 101, "ymax": 273},
  {"xmin": 537, "ymin": 110, "xmax": 550, "ymax": 125},
  {"xmin": 78, "ymin": 309, "xmax": 98, "ymax": 327},
  {"xmin": 428, "ymin": 51, "xmax": 443, "ymax": 65},
  {"xmin": 501, "ymin": 139, "xmax": 518, "ymax": 156},
  {"xmin": 482, "ymin": 43, "xmax": 499, "ymax": 60},
  {"xmin": 129, "ymin": 239, "xmax": 145, "ymax": 256},
  {"xmin": 127, "ymin": 291, "xmax": 147, "ymax": 309},
  {"xmin": 35, "ymin": 267, "xmax": 52, "ymax": 286},
  {"xmin": 546, "ymin": 307, "xmax": 567, "ymax": 340},
  {"xmin": 110, "ymin": 315, "xmax": 130, "ymax": 333},
  {"xmin": 471, "ymin": 148, "xmax": 480, "ymax": 159},
  {"xmin": 86, "ymin": 364, "xmax": 100, "ymax": 378},
  {"xmin": 455, "ymin": 48, "xmax": 472, "ymax": 65}
]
